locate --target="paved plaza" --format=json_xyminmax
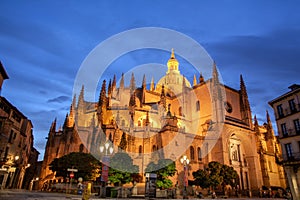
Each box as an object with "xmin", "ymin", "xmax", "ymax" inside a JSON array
[{"xmin": 0, "ymin": 189, "xmax": 289, "ymax": 200}]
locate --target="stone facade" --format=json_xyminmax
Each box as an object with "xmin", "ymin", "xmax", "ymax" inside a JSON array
[
  {"xmin": 269, "ymin": 84, "xmax": 300, "ymax": 199},
  {"xmin": 0, "ymin": 62, "xmax": 38, "ymax": 189},
  {"xmin": 40, "ymin": 50, "xmax": 285, "ymax": 193}
]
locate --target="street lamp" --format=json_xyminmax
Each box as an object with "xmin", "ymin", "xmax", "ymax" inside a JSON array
[
  {"xmin": 180, "ymin": 155, "xmax": 190, "ymax": 199},
  {"xmin": 99, "ymin": 142, "xmax": 114, "ymax": 198}
]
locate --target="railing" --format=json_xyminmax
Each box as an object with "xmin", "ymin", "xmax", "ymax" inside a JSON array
[
  {"xmin": 275, "ymin": 104, "xmax": 300, "ymax": 119},
  {"xmin": 278, "ymin": 129, "xmax": 300, "ymax": 138},
  {"xmin": 277, "ymin": 152, "xmax": 300, "ymax": 163}
]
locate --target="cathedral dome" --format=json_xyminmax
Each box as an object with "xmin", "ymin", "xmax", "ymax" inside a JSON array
[{"xmin": 156, "ymin": 49, "xmax": 191, "ymax": 95}]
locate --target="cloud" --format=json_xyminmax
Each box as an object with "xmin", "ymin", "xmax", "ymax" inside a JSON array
[{"xmin": 47, "ymin": 96, "xmax": 71, "ymax": 103}]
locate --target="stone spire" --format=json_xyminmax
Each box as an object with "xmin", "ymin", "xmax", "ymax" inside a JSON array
[
  {"xmin": 67, "ymin": 104, "xmax": 75, "ymax": 128},
  {"xmin": 199, "ymin": 73, "xmax": 204, "ymax": 83},
  {"xmin": 212, "ymin": 61, "xmax": 219, "ymax": 85},
  {"xmin": 160, "ymin": 85, "xmax": 166, "ymax": 110},
  {"xmin": 240, "ymin": 75, "xmax": 252, "ymax": 127},
  {"xmin": 167, "ymin": 48, "xmax": 179, "ymax": 74},
  {"xmin": 142, "ymin": 74, "xmax": 146, "ymax": 89},
  {"xmin": 266, "ymin": 110, "xmax": 273, "ymax": 130},
  {"xmin": 130, "ymin": 73, "xmax": 136, "ymax": 94},
  {"xmin": 193, "ymin": 74, "xmax": 197, "ymax": 86},
  {"xmin": 112, "ymin": 74, "xmax": 117, "ymax": 90},
  {"xmin": 266, "ymin": 110, "xmax": 274, "ymax": 140},
  {"xmin": 108, "ymin": 79, "xmax": 112, "ymax": 98},
  {"xmin": 72, "ymin": 94, "xmax": 77, "ymax": 110},
  {"xmin": 77, "ymin": 85, "xmax": 85, "ymax": 108},
  {"xmin": 98, "ymin": 80, "xmax": 107, "ymax": 124},
  {"xmin": 240, "ymin": 75, "xmax": 250, "ymax": 110},
  {"xmin": 254, "ymin": 115, "xmax": 260, "ymax": 135},
  {"xmin": 120, "ymin": 73, "xmax": 125, "ymax": 90},
  {"xmin": 141, "ymin": 74, "xmax": 146, "ymax": 106},
  {"xmin": 150, "ymin": 77, "xmax": 155, "ymax": 91},
  {"xmin": 49, "ymin": 118, "xmax": 57, "ymax": 133}
]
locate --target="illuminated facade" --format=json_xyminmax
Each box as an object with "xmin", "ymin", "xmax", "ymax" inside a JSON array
[
  {"xmin": 40, "ymin": 50, "xmax": 285, "ymax": 193},
  {"xmin": 0, "ymin": 62, "xmax": 38, "ymax": 189}
]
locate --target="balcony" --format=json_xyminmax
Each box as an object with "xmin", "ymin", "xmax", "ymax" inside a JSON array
[
  {"xmin": 278, "ymin": 129, "xmax": 300, "ymax": 139},
  {"xmin": 277, "ymin": 152, "xmax": 300, "ymax": 165}
]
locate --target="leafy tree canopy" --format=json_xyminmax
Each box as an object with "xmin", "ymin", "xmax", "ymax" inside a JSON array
[
  {"xmin": 145, "ymin": 159, "xmax": 177, "ymax": 189},
  {"xmin": 108, "ymin": 152, "xmax": 139, "ymax": 185},
  {"xmin": 49, "ymin": 152, "xmax": 101, "ymax": 181},
  {"xmin": 192, "ymin": 161, "xmax": 238, "ymax": 190}
]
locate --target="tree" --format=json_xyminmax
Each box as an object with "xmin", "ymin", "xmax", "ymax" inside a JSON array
[
  {"xmin": 49, "ymin": 152, "xmax": 101, "ymax": 181},
  {"xmin": 220, "ymin": 164, "xmax": 239, "ymax": 187},
  {"xmin": 108, "ymin": 152, "xmax": 139, "ymax": 185},
  {"xmin": 119, "ymin": 132, "xmax": 127, "ymax": 151},
  {"xmin": 145, "ymin": 159, "xmax": 177, "ymax": 189},
  {"xmin": 192, "ymin": 161, "xmax": 238, "ymax": 191}
]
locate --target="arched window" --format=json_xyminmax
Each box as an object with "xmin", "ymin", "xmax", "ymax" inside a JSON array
[
  {"xmin": 152, "ymin": 145, "xmax": 157, "ymax": 152},
  {"xmin": 197, "ymin": 147, "xmax": 202, "ymax": 161},
  {"xmin": 56, "ymin": 148, "xmax": 59, "ymax": 157},
  {"xmin": 109, "ymin": 133, "xmax": 113, "ymax": 142},
  {"xmin": 196, "ymin": 100, "xmax": 200, "ymax": 111},
  {"xmin": 79, "ymin": 144, "xmax": 84, "ymax": 152},
  {"xmin": 179, "ymin": 107, "xmax": 183, "ymax": 116},
  {"xmin": 190, "ymin": 146, "xmax": 195, "ymax": 160},
  {"xmin": 139, "ymin": 145, "xmax": 143, "ymax": 155}
]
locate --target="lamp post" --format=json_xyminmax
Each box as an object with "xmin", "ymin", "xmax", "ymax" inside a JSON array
[
  {"xmin": 180, "ymin": 155, "xmax": 189, "ymax": 199},
  {"xmin": 99, "ymin": 142, "xmax": 114, "ymax": 198}
]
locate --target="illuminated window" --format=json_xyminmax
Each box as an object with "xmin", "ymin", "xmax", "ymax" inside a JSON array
[
  {"xmin": 197, "ymin": 147, "xmax": 202, "ymax": 161},
  {"xmin": 152, "ymin": 145, "xmax": 157, "ymax": 152},
  {"xmin": 179, "ymin": 107, "xmax": 183, "ymax": 116},
  {"xmin": 190, "ymin": 146, "xmax": 195, "ymax": 160},
  {"xmin": 79, "ymin": 144, "xmax": 84, "ymax": 152},
  {"xmin": 139, "ymin": 145, "xmax": 143, "ymax": 155},
  {"xmin": 196, "ymin": 101, "xmax": 200, "ymax": 111}
]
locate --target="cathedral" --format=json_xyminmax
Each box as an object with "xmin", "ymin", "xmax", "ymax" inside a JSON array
[{"xmin": 39, "ymin": 49, "xmax": 285, "ymax": 193}]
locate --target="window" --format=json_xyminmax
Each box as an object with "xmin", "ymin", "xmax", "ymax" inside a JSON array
[
  {"xmin": 196, "ymin": 101, "xmax": 200, "ymax": 111},
  {"xmin": 285, "ymin": 143, "xmax": 293, "ymax": 159},
  {"xmin": 152, "ymin": 145, "xmax": 157, "ymax": 152},
  {"xmin": 277, "ymin": 104, "xmax": 284, "ymax": 118},
  {"xmin": 179, "ymin": 107, "xmax": 183, "ymax": 116},
  {"xmin": 121, "ymin": 119, "xmax": 125, "ymax": 126},
  {"xmin": 109, "ymin": 133, "xmax": 112, "ymax": 141},
  {"xmin": 197, "ymin": 147, "xmax": 202, "ymax": 161},
  {"xmin": 190, "ymin": 146, "xmax": 195, "ymax": 160},
  {"xmin": 4, "ymin": 147, "xmax": 9, "ymax": 159},
  {"xmin": 294, "ymin": 119, "xmax": 300, "ymax": 134},
  {"xmin": 138, "ymin": 120, "xmax": 141, "ymax": 127},
  {"xmin": 139, "ymin": 145, "xmax": 143, "ymax": 155},
  {"xmin": 289, "ymin": 99, "xmax": 297, "ymax": 113},
  {"xmin": 8, "ymin": 130, "xmax": 13, "ymax": 143},
  {"xmin": 268, "ymin": 160, "xmax": 273, "ymax": 172},
  {"xmin": 56, "ymin": 148, "xmax": 59, "ymax": 157},
  {"xmin": 281, "ymin": 123, "xmax": 288, "ymax": 137},
  {"xmin": 79, "ymin": 144, "xmax": 84, "ymax": 152}
]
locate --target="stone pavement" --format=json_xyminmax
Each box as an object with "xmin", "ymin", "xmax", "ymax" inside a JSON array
[{"xmin": 0, "ymin": 189, "xmax": 288, "ymax": 200}]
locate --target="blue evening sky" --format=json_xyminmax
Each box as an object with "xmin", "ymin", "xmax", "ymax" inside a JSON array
[{"xmin": 1, "ymin": 0, "xmax": 299, "ymax": 160}]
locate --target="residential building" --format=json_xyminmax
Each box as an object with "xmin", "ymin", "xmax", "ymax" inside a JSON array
[{"xmin": 269, "ymin": 84, "xmax": 300, "ymax": 199}]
